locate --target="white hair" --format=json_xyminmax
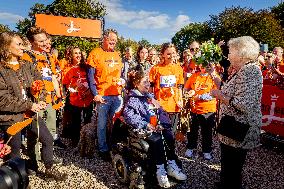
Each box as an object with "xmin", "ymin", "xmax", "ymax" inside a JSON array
[{"xmin": 228, "ymin": 36, "xmax": 260, "ymax": 61}]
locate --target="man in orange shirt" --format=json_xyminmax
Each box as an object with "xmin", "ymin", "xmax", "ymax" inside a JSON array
[
  {"xmin": 184, "ymin": 64, "xmax": 217, "ymax": 160},
  {"xmin": 87, "ymin": 29, "xmax": 123, "ymax": 160},
  {"xmin": 23, "ymin": 27, "xmax": 66, "ymax": 151}
]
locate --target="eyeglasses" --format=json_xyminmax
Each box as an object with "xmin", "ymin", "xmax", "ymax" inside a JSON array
[{"xmin": 190, "ymin": 48, "xmax": 199, "ymax": 52}]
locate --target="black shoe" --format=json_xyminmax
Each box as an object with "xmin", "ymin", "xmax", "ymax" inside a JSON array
[
  {"xmin": 26, "ymin": 160, "xmax": 38, "ymax": 176},
  {"xmin": 53, "ymin": 156, "xmax": 63, "ymax": 165},
  {"xmin": 27, "ymin": 169, "xmax": 37, "ymax": 176},
  {"xmin": 45, "ymin": 166, "xmax": 67, "ymax": 181},
  {"xmin": 98, "ymin": 151, "xmax": 111, "ymax": 162},
  {"xmin": 54, "ymin": 138, "xmax": 67, "ymax": 149}
]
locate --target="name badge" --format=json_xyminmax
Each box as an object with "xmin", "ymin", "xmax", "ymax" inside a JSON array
[{"xmin": 160, "ymin": 75, "xmax": 176, "ymax": 88}]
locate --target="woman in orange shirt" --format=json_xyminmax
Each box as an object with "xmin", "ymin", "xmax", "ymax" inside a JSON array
[
  {"xmin": 149, "ymin": 43, "xmax": 184, "ymax": 133},
  {"xmin": 184, "ymin": 64, "xmax": 217, "ymax": 160},
  {"xmin": 62, "ymin": 46, "xmax": 93, "ymax": 147}
]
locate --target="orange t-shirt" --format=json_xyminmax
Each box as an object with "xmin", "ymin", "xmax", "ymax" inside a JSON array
[
  {"xmin": 149, "ymin": 63, "xmax": 184, "ymax": 112},
  {"xmin": 22, "ymin": 52, "xmax": 57, "ymax": 103},
  {"xmin": 62, "ymin": 65, "xmax": 93, "ymax": 107},
  {"xmin": 184, "ymin": 72, "xmax": 217, "ymax": 114},
  {"xmin": 86, "ymin": 48, "xmax": 123, "ymax": 96}
]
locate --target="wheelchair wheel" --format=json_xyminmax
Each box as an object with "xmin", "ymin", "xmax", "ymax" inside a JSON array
[{"xmin": 113, "ymin": 154, "xmax": 129, "ymax": 183}]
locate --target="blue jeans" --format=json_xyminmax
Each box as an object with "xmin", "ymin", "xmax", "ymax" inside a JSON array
[{"xmin": 97, "ymin": 95, "xmax": 123, "ymax": 152}]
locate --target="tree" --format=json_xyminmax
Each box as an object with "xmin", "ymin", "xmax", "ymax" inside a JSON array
[
  {"xmin": 0, "ymin": 24, "xmax": 11, "ymax": 33},
  {"xmin": 207, "ymin": 7, "xmax": 255, "ymax": 42},
  {"xmin": 116, "ymin": 36, "xmax": 139, "ymax": 56},
  {"xmin": 250, "ymin": 10, "xmax": 284, "ymax": 49},
  {"xmin": 171, "ymin": 23, "xmax": 212, "ymax": 54},
  {"xmin": 271, "ymin": 2, "xmax": 284, "ymax": 28},
  {"xmin": 16, "ymin": 0, "xmax": 106, "ymax": 58},
  {"xmin": 207, "ymin": 6, "xmax": 284, "ymax": 49},
  {"xmin": 138, "ymin": 38, "xmax": 151, "ymax": 48}
]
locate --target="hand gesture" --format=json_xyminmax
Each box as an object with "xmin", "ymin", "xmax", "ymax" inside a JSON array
[
  {"xmin": 147, "ymin": 123, "xmax": 156, "ymax": 132},
  {"xmin": 94, "ymin": 95, "xmax": 106, "ymax": 103},
  {"xmin": 31, "ymin": 103, "xmax": 41, "ymax": 113},
  {"xmin": 1, "ymin": 144, "xmax": 11, "ymax": 156},
  {"xmin": 38, "ymin": 101, "xmax": 47, "ymax": 110}
]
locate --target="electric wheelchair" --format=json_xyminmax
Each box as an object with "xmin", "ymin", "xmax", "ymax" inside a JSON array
[{"xmin": 110, "ymin": 117, "xmax": 182, "ymax": 189}]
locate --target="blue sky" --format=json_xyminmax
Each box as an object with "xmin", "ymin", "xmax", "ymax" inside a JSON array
[{"xmin": 0, "ymin": 0, "xmax": 281, "ymax": 44}]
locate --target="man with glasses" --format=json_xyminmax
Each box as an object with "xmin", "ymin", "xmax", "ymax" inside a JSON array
[{"xmin": 87, "ymin": 29, "xmax": 123, "ymax": 161}]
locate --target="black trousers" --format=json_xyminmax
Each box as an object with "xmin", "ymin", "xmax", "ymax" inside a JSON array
[
  {"xmin": 62, "ymin": 103, "xmax": 93, "ymax": 145},
  {"xmin": 187, "ymin": 112, "xmax": 215, "ymax": 153},
  {"xmin": 146, "ymin": 128, "xmax": 177, "ymax": 165},
  {"xmin": 220, "ymin": 143, "xmax": 248, "ymax": 189},
  {"xmin": 26, "ymin": 116, "xmax": 54, "ymax": 169},
  {"xmin": 5, "ymin": 116, "xmax": 54, "ymax": 169}
]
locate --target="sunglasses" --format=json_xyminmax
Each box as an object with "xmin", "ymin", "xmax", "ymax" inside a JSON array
[{"xmin": 190, "ymin": 48, "xmax": 199, "ymax": 52}]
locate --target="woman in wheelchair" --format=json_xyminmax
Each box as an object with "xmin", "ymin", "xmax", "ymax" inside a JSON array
[{"xmin": 123, "ymin": 69, "xmax": 187, "ymax": 188}]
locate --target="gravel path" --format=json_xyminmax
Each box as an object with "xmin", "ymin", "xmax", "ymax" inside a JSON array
[{"xmin": 28, "ymin": 135, "xmax": 284, "ymax": 189}]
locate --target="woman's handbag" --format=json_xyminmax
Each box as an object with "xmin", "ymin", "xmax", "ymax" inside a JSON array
[{"xmin": 216, "ymin": 115, "xmax": 250, "ymax": 142}]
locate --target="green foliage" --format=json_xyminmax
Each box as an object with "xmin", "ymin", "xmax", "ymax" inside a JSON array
[
  {"xmin": 207, "ymin": 7, "xmax": 255, "ymax": 42},
  {"xmin": 116, "ymin": 36, "xmax": 139, "ymax": 56},
  {"xmin": 192, "ymin": 39, "xmax": 223, "ymax": 67},
  {"xmin": 138, "ymin": 38, "xmax": 151, "ymax": 47},
  {"xmin": 173, "ymin": 6, "xmax": 284, "ymax": 55},
  {"xmin": 0, "ymin": 24, "xmax": 11, "ymax": 33},
  {"xmin": 207, "ymin": 6, "xmax": 284, "ymax": 49},
  {"xmin": 16, "ymin": 0, "xmax": 106, "ymax": 58},
  {"xmin": 250, "ymin": 10, "xmax": 284, "ymax": 49},
  {"xmin": 116, "ymin": 37, "xmax": 161, "ymax": 58},
  {"xmin": 171, "ymin": 23, "xmax": 212, "ymax": 54},
  {"xmin": 271, "ymin": 2, "xmax": 284, "ymax": 28}
]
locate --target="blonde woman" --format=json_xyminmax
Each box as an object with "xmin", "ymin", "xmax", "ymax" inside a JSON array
[{"xmin": 209, "ymin": 36, "xmax": 262, "ymax": 189}]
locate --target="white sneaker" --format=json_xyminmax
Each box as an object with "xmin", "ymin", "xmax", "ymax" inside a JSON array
[
  {"xmin": 185, "ymin": 149, "xmax": 194, "ymax": 158},
  {"xmin": 156, "ymin": 164, "xmax": 170, "ymax": 188},
  {"xmin": 167, "ymin": 160, "xmax": 187, "ymax": 181},
  {"xmin": 203, "ymin": 152, "xmax": 212, "ymax": 160}
]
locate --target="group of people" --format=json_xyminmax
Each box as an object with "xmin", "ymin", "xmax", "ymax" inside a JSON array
[{"xmin": 0, "ymin": 25, "xmax": 282, "ymax": 189}]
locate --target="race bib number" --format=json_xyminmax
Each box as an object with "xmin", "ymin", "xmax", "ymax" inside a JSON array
[{"xmin": 160, "ymin": 75, "xmax": 176, "ymax": 88}]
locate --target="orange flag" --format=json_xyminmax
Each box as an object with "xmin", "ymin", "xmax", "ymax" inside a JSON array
[{"xmin": 7, "ymin": 118, "xmax": 33, "ymax": 136}]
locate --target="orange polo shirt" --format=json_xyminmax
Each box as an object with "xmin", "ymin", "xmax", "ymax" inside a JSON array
[
  {"xmin": 184, "ymin": 72, "xmax": 217, "ymax": 114},
  {"xmin": 149, "ymin": 63, "xmax": 184, "ymax": 112},
  {"xmin": 86, "ymin": 47, "xmax": 123, "ymax": 96},
  {"xmin": 22, "ymin": 52, "xmax": 57, "ymax": 103}
]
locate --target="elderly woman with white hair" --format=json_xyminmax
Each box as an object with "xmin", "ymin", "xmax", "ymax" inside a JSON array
[{"xmin": 208, "ymin": 36, "xmax": 263, "ymax": 189}]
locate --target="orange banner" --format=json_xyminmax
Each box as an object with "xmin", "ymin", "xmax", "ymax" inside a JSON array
[
  {"xmin": 35, "ymin": 14, "xmax": 102, "ymax": 38},
  {"xmin": 261, "ymin": 85, "xmax": 284, "ymax": 137}
]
